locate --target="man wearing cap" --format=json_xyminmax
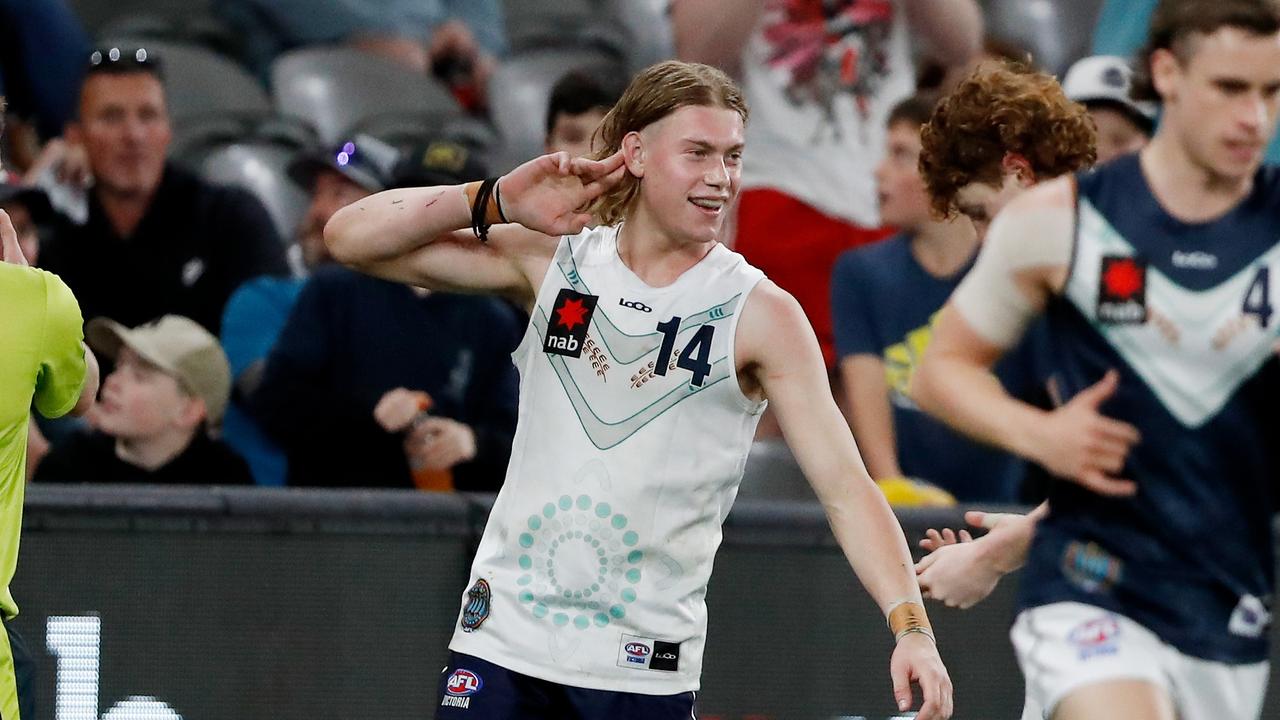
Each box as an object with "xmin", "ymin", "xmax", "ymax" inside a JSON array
[
  {"xmin": 1062, "ymin": 55, "xmax": 1156, "ymax": 164},
  {"xmin": 247, "ymin": 138, "xmax": 520, "ymax": 490},
  {"xmin": 35, "ymin": 315, "xmax": 250, "ymax": 485},
  {"xmin": 30, "ymin": 46, "xmax": 287, "ymax": 334},
  {"xmin": 0, "ymin": 96, "xmax": 99, "ymax": 720},
  {"xmin": 219, "ymin": 134, "xmax": 399, "ymax": 485}
]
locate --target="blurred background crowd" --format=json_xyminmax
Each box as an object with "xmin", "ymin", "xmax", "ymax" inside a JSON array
[{"xmin": 2, "ymin": 0, "xmax": 1253, "ymax": 506}]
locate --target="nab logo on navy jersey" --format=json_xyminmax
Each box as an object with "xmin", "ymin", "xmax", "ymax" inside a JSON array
[
  {"xmin": 544, "ymin": 289, "xmax": 598, "ymax": 357},
  {"xmin": 1097, "ymin": 255, "xmax": 1147, "ymax": 324}
]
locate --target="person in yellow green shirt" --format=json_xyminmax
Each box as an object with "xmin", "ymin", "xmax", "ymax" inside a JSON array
[{"xmin": 0, "ymin": 106, "xmax": 100, "ymax": 720}]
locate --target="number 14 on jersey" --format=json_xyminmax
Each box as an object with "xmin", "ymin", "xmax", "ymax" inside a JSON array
[{"xmin": 654, "ymin": 317, "xmax": 715, "ymax": 387}]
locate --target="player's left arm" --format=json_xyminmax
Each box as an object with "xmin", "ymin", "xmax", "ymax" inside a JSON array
[{"xmin": 737, "ymin": 280, "xmax": 952, "ymax": 720}]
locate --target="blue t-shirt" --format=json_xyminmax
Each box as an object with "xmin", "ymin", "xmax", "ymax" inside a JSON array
[{"xmin": 831, "ymin": 235, "xmax": 1037, "ymax": 502}]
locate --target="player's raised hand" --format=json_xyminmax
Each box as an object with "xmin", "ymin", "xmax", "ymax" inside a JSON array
[
  {"xmin": 1031, "ymin": 369, "xmax": 1140, "ymax": 496},
  {"xmin": 0, "ymin": 209, "xmax": 29, "ymax": 266},
  {"xmin": 498, "ymin": 151, "xmax": 626, "ymax": 236},
  {"xmin": 890, "ymin": 633, "xmax": 953, "ymax": 719}
]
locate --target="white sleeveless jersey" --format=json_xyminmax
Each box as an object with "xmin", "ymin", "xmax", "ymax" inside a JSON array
[{"xmin": 448, "ymin": 224, "xmax": 767, "ymax": 694}]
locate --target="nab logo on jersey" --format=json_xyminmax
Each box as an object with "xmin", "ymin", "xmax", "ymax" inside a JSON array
[
  {"xmin": 544, "ymin": 288, "xmax": 598, "ymax": 358},
  {"xmin": 1097, "ymin": 255, "xmax": 1147, "ymax": 324}
]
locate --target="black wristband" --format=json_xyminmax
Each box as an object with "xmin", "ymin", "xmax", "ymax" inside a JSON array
[{"xmin": 471, "ymin": 177, "xmax": 500, "ymax": 242}]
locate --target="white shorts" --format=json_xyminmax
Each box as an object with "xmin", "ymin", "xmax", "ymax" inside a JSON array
[{"xmin": 1011, "ymin": 602, "xmax": 1269, "ymax": 720}]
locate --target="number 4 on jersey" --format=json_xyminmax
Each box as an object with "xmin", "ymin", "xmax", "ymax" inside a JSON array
[
  {"xmin": 654, "ymin": 317, "xmax": 715, "ymax": 387},
  {"xmin": 1243, "ymin": 265, "xmax": 1273, "ymax": 327}
]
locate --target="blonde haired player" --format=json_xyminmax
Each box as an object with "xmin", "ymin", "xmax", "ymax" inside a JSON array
[{"xmin": 326, "ymin": 61, "xmax": 951, "ymax": 719}]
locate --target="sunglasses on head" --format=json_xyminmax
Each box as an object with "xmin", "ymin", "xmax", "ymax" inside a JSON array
[{"xmin": 86, "ymin": 47, "xmax": 162, "ymax": 75}]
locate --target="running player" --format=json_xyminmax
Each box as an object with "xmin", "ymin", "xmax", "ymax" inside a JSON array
[
  {"xmin": 910, "ymin": 2, "xmax": 1280, "ymax": 718},
  {"xmin": 0, "ymin": 102, "xmax": 100, "ymax": 720},
  {"xmin": 325, "ymin": 60, "xmax": 952, "ymax": 719}
]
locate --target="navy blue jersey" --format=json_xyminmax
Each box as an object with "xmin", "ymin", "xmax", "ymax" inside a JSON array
[
  {"xmin": 832, "ymin": 235, "xmax": 1038, "ymax": 501},
  {"xmin": 1019, "ymin": 154, "xmax": 1280, "ymax": 663}
]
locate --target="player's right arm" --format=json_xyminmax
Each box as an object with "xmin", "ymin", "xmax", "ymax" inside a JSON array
[
  {"xmin": 324, "ymin": 151, "xmax": 626, "ymax": 305},
  {"xmin": 909, "ymin": 177, "xmax": 1141, "ymax": 497}
]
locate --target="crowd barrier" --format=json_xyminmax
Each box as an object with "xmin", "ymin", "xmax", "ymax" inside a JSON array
[{"xmin": 12, "ymin": 485, "xmax": 1279, "ymax": 719}]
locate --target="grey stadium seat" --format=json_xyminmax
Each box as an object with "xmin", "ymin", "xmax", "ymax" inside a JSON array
[
  {"xmin": 197, "ymin": 142, "xmax": 309, "ymax": 244},
  {"xmin": 100, "ymin": 38, "xmax": 271, "ymax": 123},
  {"xmin": 485, "ymin": 48, "xmax": 624, "ymax": 171},
  {"xmin": 271, "ymin": 46, "xmax": 462, "ymax": 146},
  {"xmin": 982, "ymin": 0, "xmax": 1106, "ymax": 75},
  {"xmin": 606, "ymin": 0, "xmax": 674, "ymax": 74}
]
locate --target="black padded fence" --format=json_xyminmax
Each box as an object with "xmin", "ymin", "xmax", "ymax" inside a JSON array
[{"xmin": 10, "ymin": 486, "xmax": 1279, "ymax": 719}]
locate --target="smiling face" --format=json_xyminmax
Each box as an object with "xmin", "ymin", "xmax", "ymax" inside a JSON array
[
  {"xmin": 1154, "ymin": 25, "xmax": 1280, "ymax": 183},
  {"xmin": 624, "ymin": 104, "xmax": 745, "ymax": 245}
]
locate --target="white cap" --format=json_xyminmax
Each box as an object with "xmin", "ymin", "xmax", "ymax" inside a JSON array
[{"xmin": 1062, "ymin": 55, "xmax": 1157, "ymax": 132}]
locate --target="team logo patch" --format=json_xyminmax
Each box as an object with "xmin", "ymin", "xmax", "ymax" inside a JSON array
[
  {"xmin": 544, "ymin": 289, "xmax": 598, "ymax": 358},
  {"xmin": 1062, "ymin": 541, "xmax": 1123, "ymax": 594},
  {"xmin": 617, "ymin": 634, "xmax": 680, "ymax": 672},
  {"xmin": 441, "ymin": 668, "xmax": 482, "ymax": 708},
  {"xmin": 1097, "ymin": 255, "xmax": 1148, "ymax": 324},
  {"xmin": 1068, "ymin": 616, "xmax": 1121, "ymax": 660},
  {"xmin": 1228, "ymin": 594, "xmax": 1272, "ymax": 638},
  {"xmin": 460, "ymin": 578, "xmax": 491, "ymax": 633}
]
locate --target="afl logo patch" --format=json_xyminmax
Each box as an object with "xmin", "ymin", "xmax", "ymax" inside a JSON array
[
  {"xmin": 460, "ymin": 578, "xmax": 491, "ymax": 632},
  {"xmin": 544, "ymin": 288, "xmax": 598, "ymax": 358},
  {"xmin": 445, "ymin": 669, "xmax": 483, "ymax": 696}
]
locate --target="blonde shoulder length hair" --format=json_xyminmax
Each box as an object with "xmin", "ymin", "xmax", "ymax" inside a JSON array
[{"xmin": 587, "ymin": 61, "xmax": 748, "ymax": 226}]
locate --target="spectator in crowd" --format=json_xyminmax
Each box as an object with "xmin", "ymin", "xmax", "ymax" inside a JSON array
[
  {"xmin": 248, "ymin": 140, "xmax": 520, "ymax": 490},
  {"xmin": 32, "ymin": 47, "xmax": 287, "ymax": 335},
  {"xmin": 0, "ymin": 100, "xmax": 98, "ymax": 720},
  {"xmin": 1062, "ymin": 55, "xmax": 1155, "ymax": 163},
  {"xmin": 831, "ymin": 95, "xmax": 1034, "ymax": 504},
  {"xmin": 0, "ymin": 174, "xmax": 51, "ymax": 267},
  {"xmin": 220, "ymin": 134, "xmax": 399, "ymax": 486},
  {"xmin": 0, "ymin": 0, "xmax": 89, "ymax": 160},
  {"xmin": 673, "ymin": 0, "xmax": 983, "ymax": 371},
  {"xmin": 36, "ymin": 315, "xmax": 249, "ymax": 485},
  {"xmin": 544, "ymin": 71, "xmax": 623, "ymax": 157},
  {"xmin": 216, "ymin": 0, "xmax": 505, "ymax": 113}
]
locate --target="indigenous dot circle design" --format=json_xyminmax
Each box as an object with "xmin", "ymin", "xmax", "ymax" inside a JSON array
[{"xmin": 516, "ymin": 495, "xmax": 642, "ymax": 630}]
